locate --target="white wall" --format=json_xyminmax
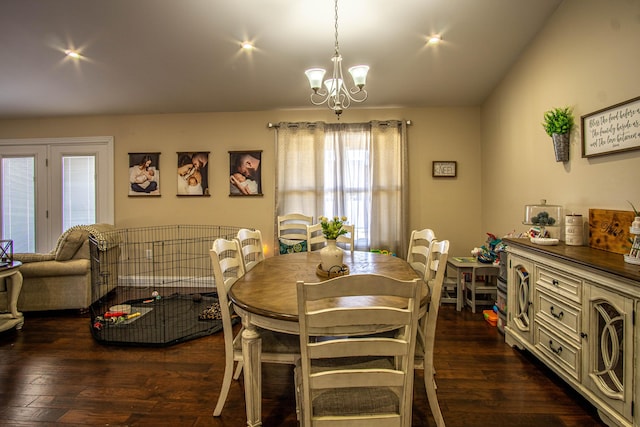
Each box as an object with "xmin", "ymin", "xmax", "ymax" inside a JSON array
[{"xmin": 481, "ymin": 0, "xmax": 640, "ymax": 239}]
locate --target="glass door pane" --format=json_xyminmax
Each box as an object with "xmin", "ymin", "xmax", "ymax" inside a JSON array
[
  {"xmin": 62, "ymin": 155, "xmax": 96, "ymax": 230},
  {"xmin": 1, "ymin": 156, "xmax": 36, "ymax": 252}
]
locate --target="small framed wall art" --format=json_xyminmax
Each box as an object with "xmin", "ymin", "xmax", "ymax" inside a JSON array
[
  {"xmin": 128, "ymin": 152, "xmax": 160, "ymax": 196},
  {"xmin": 229, "ymin": 150, "xmax": 262, "ymax": 196},
  {"xmin": 432, "ymin": 161, "xmax": 457, "ymax": 178},
  {"xmin": 177, "ymin": 152, "xmax": 210, "ymax": 196}
]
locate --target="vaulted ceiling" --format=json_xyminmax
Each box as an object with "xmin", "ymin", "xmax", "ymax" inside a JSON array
[{"xmin": 0, "ymin": 0, "xmax": 563, "ymax": 119}]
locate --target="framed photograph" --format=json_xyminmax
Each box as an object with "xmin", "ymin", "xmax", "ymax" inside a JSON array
[
  {"xmin": 432, "ymin": 161, "xmax": 457, "ymax": 177},
  {"xmin": 128, "ymin": 152, "xmax": 160, "ymax": 196},
  {"xmin": 177, "ymin": 152, "xmax": 210, "ymax": 196},
  {"xmin": 229, "ymin": 151, "xmax": 262, "ymax": 196},
  {"xmin": 581, "ymin": 95, "xmax": 640, "ymax": 158}
]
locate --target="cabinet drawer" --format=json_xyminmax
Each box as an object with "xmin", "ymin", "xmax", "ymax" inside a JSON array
[
  {"xmin": 535, "ymin": 289, "xmax": 581, "ymax": 342},
  {"xmin": 536, "ymin": 266, "xmax": 582, "ymax": 303},
  {"xmin": 534, "ymin": 323, "xmax": 581, "ymax": 381}
]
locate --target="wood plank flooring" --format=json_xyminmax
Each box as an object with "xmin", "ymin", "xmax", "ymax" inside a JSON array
[{"xmin": 0, "ymin": 306, "xmax": 607, "ymax": 426}]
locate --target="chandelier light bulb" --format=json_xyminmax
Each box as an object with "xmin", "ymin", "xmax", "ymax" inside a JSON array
[
  {"xmin": 324, "ymin": 78, "xmax": 343, "ymax": 97},
  {"xmin": 348, "ymin": 65, "xmax": 369, "ymax": 88},
  {"xmin": 305, "ymin": 68, "xmax": 326, "ymax": 92}
]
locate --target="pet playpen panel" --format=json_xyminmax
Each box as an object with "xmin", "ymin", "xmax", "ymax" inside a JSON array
[{"xmin": 90, "ymin": 225, "xmax": 241, "ymax": 346}]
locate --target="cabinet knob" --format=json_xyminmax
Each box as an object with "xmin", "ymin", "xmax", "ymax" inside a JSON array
[
  {"xmin": 552, "ymin": 279, "xmax": 559, "ymax": 286},
  {"xmin": 580, "ymin": 332, "xmax": 587, "ymax": 339}
]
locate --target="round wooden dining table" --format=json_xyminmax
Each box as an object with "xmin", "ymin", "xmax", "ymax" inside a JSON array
[{"xmin": 228, "ymin": 250, "xmax": 423, "ymax": 427}]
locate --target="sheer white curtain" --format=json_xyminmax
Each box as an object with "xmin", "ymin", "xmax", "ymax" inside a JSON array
[{"xmin": 275, "ymin": 120, "xmax": 408, "ymax": 254}]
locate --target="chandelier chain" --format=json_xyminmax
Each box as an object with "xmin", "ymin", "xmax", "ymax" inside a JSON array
[{"xmin": 334, "ymin": 0, "xmax": 339, "ymax": 55}]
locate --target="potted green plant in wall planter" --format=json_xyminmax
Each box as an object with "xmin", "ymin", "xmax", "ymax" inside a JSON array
[{"xmin": 542, "ymin": 106, "xmax": 575, "ymax": 162}]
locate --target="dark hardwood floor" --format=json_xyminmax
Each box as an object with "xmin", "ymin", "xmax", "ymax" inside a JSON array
[{"xmin": 0, "ymin": 305, "xmax": 606, "ymax": 426}]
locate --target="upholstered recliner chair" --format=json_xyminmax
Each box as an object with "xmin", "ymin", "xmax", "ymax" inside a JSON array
[{"xmin": 0, "ymin": 224, "xmax": 118, "ymax": 312}]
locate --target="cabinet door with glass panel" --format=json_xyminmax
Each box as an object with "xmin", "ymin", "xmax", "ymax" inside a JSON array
[
  {"xmin": 583, "ymin": 282, "xmax": 634, "ymax": 424},
  {"xmin": 506, "ymin": 254, "xmax": 534, "ymax": 347}
]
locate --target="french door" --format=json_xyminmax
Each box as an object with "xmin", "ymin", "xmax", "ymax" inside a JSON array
[{"xmin": 0, "ymin": 137, "xmax": 114, "ymax": 253}]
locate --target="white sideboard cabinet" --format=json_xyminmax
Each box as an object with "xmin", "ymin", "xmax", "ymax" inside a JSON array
[{"xmin": 504, "ymin": 238, "xmax": 639, "ymax": 427}]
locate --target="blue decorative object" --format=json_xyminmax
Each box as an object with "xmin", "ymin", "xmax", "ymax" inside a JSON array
[{"xmin": 279, "ymin": 238, "xmax": 307, "ymax": 254}]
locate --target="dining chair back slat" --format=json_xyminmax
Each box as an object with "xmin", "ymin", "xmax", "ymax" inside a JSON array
[
  {"xmin": 336, "ymin": 223, "xmax": 355, "ymax": 253},
  {"xmin": 306, "ymin": 223, "xmax": 326, "ymax": 252},
  {"xmin": 277, "ymin": 213, "xmax": 313, "ymax": 242},
  {"xmin": 237, "ymin": 228, "xmax": 264, "ymax": 271},
  {"xmin": 406, "ymin": 228, "xmax": 436, "ymax": 280}
]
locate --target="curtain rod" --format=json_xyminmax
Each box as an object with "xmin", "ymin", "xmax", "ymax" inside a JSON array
[{"xmin": 267, "ymin": 120, "xmax": 412, "ymax": 129}]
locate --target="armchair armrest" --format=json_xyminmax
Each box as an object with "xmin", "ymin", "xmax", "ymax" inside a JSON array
[
  {"xmin": 19, "ymin": 258, "xmax": 90, "ymax": 277},
  {"xmin": 14, "ymin": 252, "xmax": 56, "ymax": 263}
]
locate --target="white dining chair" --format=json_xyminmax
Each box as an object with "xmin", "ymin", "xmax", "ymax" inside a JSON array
[
  {"xmin": 407, "ymin": 228, "xmax": 436, "ymax": 279},
  {"xmin": 336, "ymin": 223, "xmax": 354, "ymax": 253},
  {"xmin": 236, "ymin": 228, "xmax": 264, "ymax": 271},
  {"xmin": 305, "ymin": 223, "xmax": 326, "ymax": 252},
  {"xmin": 277, "ymin": 213, "xmax": 313, "ymax": 254},
  {"xmin": 209, "ymin": 238, "xmax": 299, "ymax": 417},
  {"xmin": 414, "ymin": 239, "xmax": 449, "ymax": 427},
  {"xmin": 295, "ymin": 273, "xmax": 421, "ymax": 427}
]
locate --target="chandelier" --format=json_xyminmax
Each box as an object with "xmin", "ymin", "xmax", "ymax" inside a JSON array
[{"xmin": 304, "ymin": 0, "xmax": 369, "ymax": 118}]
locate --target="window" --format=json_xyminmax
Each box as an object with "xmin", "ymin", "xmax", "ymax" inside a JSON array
[
  {"xmin": 0, "ymin": 137, "xmax": 113, "ymax": 253},
  {"xmin": 1, "ymin": 156, "xmax": 38, "ymax": 252},
  {"xmin": 62, "ymin": 155, "xmax": 97, "ymax": 230},
  {"xmin": 275, "ymin": 121, "xmax": 408, "ymax": 254}
]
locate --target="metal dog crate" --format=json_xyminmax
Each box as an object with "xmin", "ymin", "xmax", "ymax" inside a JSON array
[{"xmin": 89, "ymin": 224, "xmax": 241, "ymax": 346}]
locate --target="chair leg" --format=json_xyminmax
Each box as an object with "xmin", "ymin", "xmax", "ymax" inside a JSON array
[
  {"xmin": 424, "ymin": 365, "xmax": 446, "ymax": 427},
  {"xmin": 471, "ymin": 284, "xmax": 477, "ymax": 313},
  {"xmin": 233, "ymin": 359, "xmax": 243, "ymax": 380},
  {"xmin": 213, "ymin": 352, "xmax": 235, "ymax": 416},
  {"xmin": 294, "ymin": 366, "xmax": 301, "ymax": 422}
]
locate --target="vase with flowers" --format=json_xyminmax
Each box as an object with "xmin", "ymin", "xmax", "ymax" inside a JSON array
[{"xmin": 319, "ymin": 216, "xmax": 348, "ymax": 271}]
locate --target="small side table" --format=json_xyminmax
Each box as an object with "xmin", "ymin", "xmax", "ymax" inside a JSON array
[
  {"xmin": 446, "ymin": 257, "xmax": 499, "ymax": 312},
  {"xmin": 0, "ymin": 261, "xmax": 24, "ymax": 332}
]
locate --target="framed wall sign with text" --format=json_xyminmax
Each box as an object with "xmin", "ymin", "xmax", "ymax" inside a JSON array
[
  {"xmin": 581, "ymin": 96, "xmax": 640, "ymax": 158},
  {"xmin": 432, "ymin": 161, "xmax": 457, "ymax": 177}
]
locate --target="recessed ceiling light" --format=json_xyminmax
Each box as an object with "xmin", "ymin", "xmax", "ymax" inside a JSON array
[
  {"xmin": 427, "ymin": 35, "xmax": 442, "ymax": 45},
  {"xmin": 241, "ymin": 42, "xmax": 254, "ymax": 50},
  {"xmin": 65, "ymin": 49, "xmax": 81, "ymax": 59}
]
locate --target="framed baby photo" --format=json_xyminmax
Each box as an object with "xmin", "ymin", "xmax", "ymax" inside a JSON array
[
  {"xmin": 177, "ymin": 151, "xmax": 210, "ymax": 196},
  {"xmin": 128, "ymin": 152, "xmax": 160, "ymax": 196},
  {"xmin": 229, "ymin": 150, "xmax": 262, "ymax": 196}
]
